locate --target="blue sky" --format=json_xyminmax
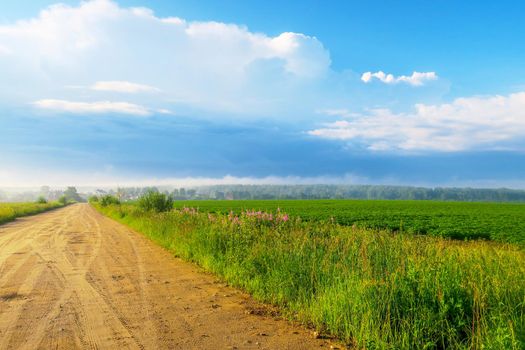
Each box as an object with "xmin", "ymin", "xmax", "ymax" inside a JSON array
[{"xmin": 1, "ymin": 0, "xmax": 524, "ymax": 187}]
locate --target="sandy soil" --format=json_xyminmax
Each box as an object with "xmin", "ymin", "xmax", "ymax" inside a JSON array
[{"xmin": 0, "ymin": 204, "xmax": 339, "ymax": 349}]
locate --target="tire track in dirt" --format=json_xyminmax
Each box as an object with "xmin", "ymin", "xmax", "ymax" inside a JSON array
[{"xmin": 0, "ymin": 204, "xmax": 340, "ymax": 349}]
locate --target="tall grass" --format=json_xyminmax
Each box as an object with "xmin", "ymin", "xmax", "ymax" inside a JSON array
[
  {"xmin": 0, "ymin": 202, "xmax": 64, "ymax": 225},
  {"xmin": 96, "ymin": 204, "xmax": 525, "ymax": 349}
]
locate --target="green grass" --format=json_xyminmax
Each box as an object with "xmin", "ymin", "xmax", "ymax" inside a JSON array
[
  {"xmin": 174, "ymin": 199, "xmax": 525, "ymax": 244},
  {"xmin": 0, "ymin": 202, "xmax": 64, "ymax": 225},
  {"xmin": 95, "ymin": 203, "xmax": 525, "ymax": 349}
]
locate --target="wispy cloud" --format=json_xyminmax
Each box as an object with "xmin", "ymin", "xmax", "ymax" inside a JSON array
[
  {"xmin": 0, "ymin": 45, "xmax": 11, "ymax": 55},
  {"xmin": 316, "ymin": 109, "xmax": 362, "ymax": 118},
  {"xmin": 87, "ymin": 174, "xmax": 367, "ymax": 188},
  {"xmin": 309, "ymin": 92, "xmax": 525, "ymax": 151},
  {"xmin": 91, "ymin": 81, "xmax": 161, "ymax": 93},
  {"xmin": 0, "ymin": 167, "xmax": 366, "ymax": 188},
  {"xmin": 361, "ymin": 71, "xmax": 437, "ymax": 86},
  {"xmin": 33, "ymin": 99, "xmax": 152, "ymax": 116}
]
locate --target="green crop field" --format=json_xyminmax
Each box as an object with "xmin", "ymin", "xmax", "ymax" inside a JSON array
[
  {"xmin": 94, "ymin": 198, "xmax": 525, "ymax": 349},
  {"xmin": 173, "ymin": 200, "xmax": 525, "ymax": 244},
  {"xmin": 0, "ymin": 202, "xmax": 64, "ymax": 225}
]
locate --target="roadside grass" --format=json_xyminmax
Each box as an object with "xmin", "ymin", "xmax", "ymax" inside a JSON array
[
  {"xmin": 95, "ymin": 203, "xmax": 525, "ymax": 349},
  {"xmin": 0, "ymin": 202, "xmax": 64, "ymax": 225}
]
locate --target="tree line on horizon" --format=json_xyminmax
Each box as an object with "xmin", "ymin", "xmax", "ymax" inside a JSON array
[
  {"xmin": 106, "ymin": 184, "xmax": 525, "ymax": 202},
  {"xmin": 3, "ymin": 184, "xmax": 525, "ymax": 203},
  {"xmin": 0, "ymin": 186, "xmax": 83, "ymax": 203}
]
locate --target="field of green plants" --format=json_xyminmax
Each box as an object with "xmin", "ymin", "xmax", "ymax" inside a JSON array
[
  {"xmin": 0, "ymin": 202, "xmax": 64, "ymax": 225},
  {"xmin": 95, "ymin": 198, "xmax": 525, "ymax": 349},
  {"xmin": 174, "ymin": 200, "xmax": 525, "ymax": 244}
]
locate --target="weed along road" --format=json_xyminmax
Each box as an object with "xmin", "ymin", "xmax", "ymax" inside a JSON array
[{"xmin": 0, "ymin": 204, "xmax": 333, "ymax": 350}]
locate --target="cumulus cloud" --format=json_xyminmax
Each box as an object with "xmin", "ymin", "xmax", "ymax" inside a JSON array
[
  {"xmin": 309, "ymin": 92, "xmax": 525, "ymax": 151},
  {"xmin": 0, "ymin": 0, "xmax": 331, "ymax": 115},
  {"xmin": 91, "ymin": 81, "xmax": 161, "ymax": 93},
  {"xmin": 361, "ymin": 71, "xmax": 437, "ymax": 86},
  {"xmin": 33, "ymin": 99, "xmax": 152, "ymax": 116}
]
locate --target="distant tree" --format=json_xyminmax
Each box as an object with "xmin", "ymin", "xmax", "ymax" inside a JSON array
[
  {"xmin": 40, "ymin": 186, "xmax": 50, "ymax": 197},
  {"xmin": 95, "ymin": 189, "xmax": 107, "ymax": 195},
  {"xmin": 116, "ymin": 187, "xmax": 126, "ymax": 201},
  {"xmin": 100, "ymin": 195, "xmax": 120, "ymax": 206},
  {"xmin": 138, "ymin": 191, "xmax": 173, "ymax": 212},
  {"xmin": 63, "ymin": 186, "xmax": 82, "ymax": 202},
  {"xmin": 36, "ymin": 196, "xmax": 47, "ymax": 204},
  {"xmin": 58, "ymin": 195, "xmax": 68, "ymax": 205}
]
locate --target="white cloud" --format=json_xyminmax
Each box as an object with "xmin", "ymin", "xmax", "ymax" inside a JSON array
[
  {"xmin": 361, "ymin": 71, "xmax": 437, "ymax": 86},
  {"xmin": 316, "ymin": 108, "xmax": 362, "ymax": 118},
  {"xmin": 91, "ymin": 81, "xmax": 161, "ymax": 93},
  {"xmin": 33, "ymin": 99, "xmax": 152, "ymax": 116},
  {"xmin": 156, "ymin": 108, "xmax": 173, "ymax": 115},
  {"xmin": 0, "ymin": 45, "xmax": 11, "ymax": 55},
  {"xmin": 309, "ymin": 92, "xmax": 525, "ymax": 151},
  {"xmin": 0, "ymin": 0, "xmax": 331, "ymax": 115}
]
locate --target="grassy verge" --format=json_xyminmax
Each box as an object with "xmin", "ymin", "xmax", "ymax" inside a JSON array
[
  {"xmin": 94, "ymin": 203, "xmax": 525, "ymax": 349},
  {"xmin": 0, "ymin": 202, "xmax": 65, "ymax": 225}
]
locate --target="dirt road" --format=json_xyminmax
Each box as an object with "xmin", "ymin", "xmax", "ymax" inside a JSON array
[{"xmin": 0, "ymin": 204, "xmax": 337, "ymax": 349}]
